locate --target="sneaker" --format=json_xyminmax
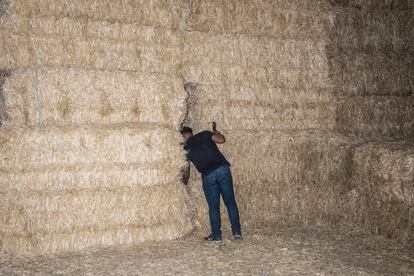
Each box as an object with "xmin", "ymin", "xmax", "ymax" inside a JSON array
[
  {"xmin": 203, "ymin": 234, "xmax": 222, "ymax": 243},
  {"xmin": 232, "ymin": 233, "xmax": 243, "ymax": 240},
  {"xmin": 203, "ymin": 233, "xmax": 214, "ymax": 241}
]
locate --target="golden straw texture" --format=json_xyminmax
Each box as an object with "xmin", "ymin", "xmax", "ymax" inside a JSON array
[
  {"xmin": 343, "ymin": 142, "xmax": 414, "ymax": 244},
  {"xmin": 2, "ymin": 68, "xmax": 186, "ymax": 127},
  {"xmin": 188, "ymin": 130, "xmax": 354, "ymax": 234},
  {"xmin": 0, "ymin": 0, "xmax": 413, "ymax": 256},
  {"xmin": 0, "ymin": 125, "xmax": 192, "ymax": 255}
]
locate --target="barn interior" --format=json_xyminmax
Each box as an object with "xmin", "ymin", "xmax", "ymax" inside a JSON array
[{"xmin": 0, "ymin": 0, "xmax": 413, "ymax": 274}]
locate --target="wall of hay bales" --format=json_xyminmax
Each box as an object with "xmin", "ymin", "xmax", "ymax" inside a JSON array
[
  {"xmin": 329, "ymin": 0, "xmax": 414, "ymax": 244},
  {"xmin": 182, "ymin": 0, "xmax": 357, "ymax": 233},
  {"xmin": 329, "ymin": 0, "xmax": 414, "ymax": 139},
  {"xmin": 185, "ymin": 0, "xmax": 413, "ymax": 244},
  {"xmin": 0, "ymin": 0, "xmax": 193, "ymax": 255},
  {"xmin": 0, "ymin": 0, "xmax": 412, "ymax": 255}
]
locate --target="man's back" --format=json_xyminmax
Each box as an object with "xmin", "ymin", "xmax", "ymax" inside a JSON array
[{"xmin": 184, "ymin": 130, "xmax": 230, "ymax": 176}]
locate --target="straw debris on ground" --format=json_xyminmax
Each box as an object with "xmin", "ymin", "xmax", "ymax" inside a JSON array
[{"xmin": 1, "ymin": 226, "xmax": 413, "ymax": 275}]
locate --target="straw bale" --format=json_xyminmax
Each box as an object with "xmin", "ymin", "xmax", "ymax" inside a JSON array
[
  {"xmin": 2, "ymin": 223, "xmax": 192, "ymax": 256},
  {"xmin": 184, "ymin": 83, "xmax": 335, "ymax": 132},
  {"xmin": 0, "ymin": 33, "xmax": 181, "ymax": 73},
  {"xmin": 329, "ymin": 0, "xmax": 414, "ymax": 9},
  {"xmin": 0, "ymin": 125, "xmax": 186, "ymax": 191},
  {"xmin": 1, "ymin": 185, "xmax": 190, "ymax": 235},
  {"xmin": 187, "ymin": 130, "xmax": 354, "ymax": 233},
  {"xmin": 329, "ymin": 8, "xmax": 413, "ymax": 52},
  {"xmin": 328, "ymin": 50, "xmax": 413, "ymax": 96},
  {"xmin": 183, "ymin": 61, "xmax": 331, "ymax": 91},
  {"xmin": 343, "ymin": 142, "xmax": 414, "ymax": 244},
  {"xmin": 185, "ymin": 0, "xmax": 332, "ymax": 39},
  {"xmin": 0, "ymin": 125, "xmax": 185, "ymax": 169},
  {"xmin": 0, "ymin": 11, "xmax": 183, "ymax": 73},
  {"xmin": 0, "ymin": 125, "xmax": 193, "ymax": 255},
  {"xmin": 182, "ymin": 30, "xmax": 332, "ymax": 90},
  {"xmin": 2, "ymin": 68, "xmax": 186, "ymax": 127},
  {"xmin": 1, "ymin": 165, "xmax": 179, "ymax": 193},
  {"xmin": 0, "ymin": 14, "xmax": 183, "ymax": 46},
  {"xmin": 7, "ymin": 0, "xmax": 186, "ymax": 29},
  {"xmin": 184, "ymin": 31, "xmax": 330, "ymax": 72},
  {"xmin": 335, "ymin": 96, "xmax": 414, "ymax": 138},
  {"xmin": 184, "ymin": 1, "xmax": 225, "ymax": 34}
]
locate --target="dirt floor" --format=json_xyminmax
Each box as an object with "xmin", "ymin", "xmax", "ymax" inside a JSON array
[{"xmin": 1, "ymin": 225, "xmax": 413, "ymax": 275}]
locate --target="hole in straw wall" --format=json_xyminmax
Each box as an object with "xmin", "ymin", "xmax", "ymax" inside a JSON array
[
  {"xmin": 0, "ymin": 0, "xmax": 9, "ymax": 18},
  {"xmin": 0, "ymin": 70, "xmax": 10, "ymax": 127},
  {"xmin": 182, "ymin": 81, "xmax": 201, "ymax": 132},
  {"xmin": 179, "ymin": 81, "xmax": 197, "ymax": 186}
]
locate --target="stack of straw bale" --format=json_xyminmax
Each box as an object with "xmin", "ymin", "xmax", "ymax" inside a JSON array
[
  {"xmin": 0, "ymin": 0, "xmax": 193, "ymax": 255},
  {"xmin": 328, "ymin": 1, "xmax": 414, "ymax": 139},
  {"xmin": 1, "ymin": 0, "xmax": 412, "ymax": 255},
  {"xmin": 343, "ymin": 142, "xmax": 414, "ymax": 244},
  {"xmin": 182, "ymin": 3, "xmax": 337, "ymax": 133},
  {"xmin": 185, "ymin": 0, "xmax": 332, "ymax": 39},
  {"xmin": 185, "ymin": 0, "xmax": 413, "ymax": 243},
  {"xmin": 223, "ymin": 132, "xmax": 353, "ymax": 227},
  {"xmin": 188, "ymin": 130, "xmax": 354, "ymax": 233},
  {"xmin": 182, "ymin": 1, "xmax": 357, "ymax": 234},
  {"xmin": 329, "ymin": 1, "xmax": 414, "ymax": 244},
  {"xmin": 0, "ymin": 126, "xmax": 192, "ymax": 254}
]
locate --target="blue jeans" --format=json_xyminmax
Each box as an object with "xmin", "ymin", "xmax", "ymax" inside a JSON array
[{"xmin": 202, "ymin": 165, "xmax": 241, "ymax": 237}]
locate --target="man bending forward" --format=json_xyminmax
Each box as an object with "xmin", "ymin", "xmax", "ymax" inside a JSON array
[{"xmin": 181, "ymin": 126, "xmax": 242, "ymax": 243}]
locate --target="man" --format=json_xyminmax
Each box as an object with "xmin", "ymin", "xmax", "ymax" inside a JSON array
[{"xmin": 180, "ymin": 126, "xmax": 242, "ymax": 243}]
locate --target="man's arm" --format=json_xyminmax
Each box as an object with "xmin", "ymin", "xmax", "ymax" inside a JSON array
[{"xmin": 212, "ymin": 131, "xmax": 225, "ymax": 144}]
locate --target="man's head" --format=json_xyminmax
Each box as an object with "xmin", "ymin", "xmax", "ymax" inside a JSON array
[{"xmin": 180, "ymin": 126, "xmax": 193, "ymax": 142}]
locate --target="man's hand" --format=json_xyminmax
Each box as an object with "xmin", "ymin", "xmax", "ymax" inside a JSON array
[{"xmin": 212, "ymin": 131, "xmax": 225, "ymax": 144}]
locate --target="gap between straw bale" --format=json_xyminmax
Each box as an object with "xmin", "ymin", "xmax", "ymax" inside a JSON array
[{"xmin": 0, "ymin": 70, "xmax": 10, "ymax": 124}]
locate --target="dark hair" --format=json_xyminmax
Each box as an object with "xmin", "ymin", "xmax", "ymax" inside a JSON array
[{"xmin": 180, "ymin": 126, "xmax": 193, "ymax": 134}]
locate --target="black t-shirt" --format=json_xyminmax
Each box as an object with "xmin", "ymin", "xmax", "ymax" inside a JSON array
[{"xmin": 184, "ymin": 131, "xmax": 230, "ymax": 176}]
